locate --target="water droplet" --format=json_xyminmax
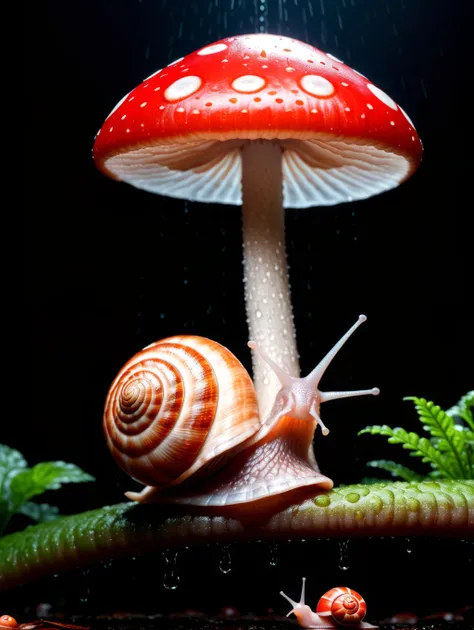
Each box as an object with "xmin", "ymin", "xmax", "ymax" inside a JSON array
[
  {"xmin": 163, "ymin": 549, "xmax": 180, "ymax": 590},
  {"xmin": 269, "ymin": 542, "xmax": 279, "ymax": 566},
  {"xmin": 219, "ymin": 544, "xmax": 232, "ymax": 574},
  {"xmin": 338, "ymin": 540, "xmax": 350, "ymax": 570},
  {"xmin": 256, "ymin": 309, "xmax": 262, "ymax": 319},
  {"xmin": 79, "ymin": 568, "xmax": 92, "ymax": 603},
  {"xmin": 405, "ymin": 537, "xmax": 412, "ymax": 554}
]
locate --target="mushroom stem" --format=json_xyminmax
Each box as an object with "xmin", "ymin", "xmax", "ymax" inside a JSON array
[{"xmin": 241, "ymin": 140, "xmax": 299, "ymax": 420}]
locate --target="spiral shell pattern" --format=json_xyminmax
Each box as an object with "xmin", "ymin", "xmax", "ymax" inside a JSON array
[
  {"xmin": 316, "ymin": 587, "xmax": 366, "ymax": 625},
  {"xmin": 104, "ymin": 335, "xmax": 260, "ymax": 487}
]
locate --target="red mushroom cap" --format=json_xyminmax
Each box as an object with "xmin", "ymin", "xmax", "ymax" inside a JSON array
[{"xmin": 93, "ymin": 33, "xmax": 423, "ymax": 207}]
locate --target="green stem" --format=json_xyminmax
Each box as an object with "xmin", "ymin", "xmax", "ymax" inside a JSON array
[{"xmin": 1, "ymin": 480, "xmax": 473, "ymax": 591}]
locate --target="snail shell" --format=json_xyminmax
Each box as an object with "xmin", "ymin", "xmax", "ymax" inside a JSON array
[
  {"xmin": 316, "ymin": 587, "xmax": 367, "ymax": 625},
  {"xmin": 104, "ymin": 316, "xmax": 378, "ymax": 506},
  {"xmin": 103, "ymin": 335, "xmax": 260, "ymax": 489}
]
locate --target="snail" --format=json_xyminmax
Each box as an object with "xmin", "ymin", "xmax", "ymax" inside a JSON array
[
  {"xmin": 104, "ymin": 315, "xmax": 379, "ymax": 508},
  {"xmin": 0, "ymin": 617, "xmax": 88, "ymax": 630},
  {"xmin": 280, "ymin": 578, "xmax": 378, "ymax": 629}
]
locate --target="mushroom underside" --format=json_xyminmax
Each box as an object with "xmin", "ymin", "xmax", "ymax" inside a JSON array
[{"xmin": 100, "ymin": 134, "xmax": 412, "ymax": 208}]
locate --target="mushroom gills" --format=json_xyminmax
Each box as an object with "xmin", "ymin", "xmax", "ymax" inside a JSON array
[{"xmin": 102, "ymin": 135, "xmax": 411, "ymax": 207}]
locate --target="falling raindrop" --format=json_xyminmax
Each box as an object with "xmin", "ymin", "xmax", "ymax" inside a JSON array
[
  {"xmin": 78, "ymin": 568, "xmax": 92, "ymax": 604},
  {"xmin": 219, "ymin": 544, "xmax": 232, "ymax": 573},
  {"xmin": 163, "ymin": 549, "xmax": 180, "ymax": 590},
  {"xmin": 338, "ymin": 540, "xmax": 350, "ymax": 570},
  {"xmin": 269, "ymin": 542, "xmax": 279, "ymax": 566}
]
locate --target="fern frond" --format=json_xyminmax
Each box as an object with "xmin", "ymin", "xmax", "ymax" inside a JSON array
[
  {"xmin": 366, "ymin": 459, "xmax": 424, "ymax": 482},
  {"xmin": 359, "ymin": 425, "xmax": 457, "ymax": 478},
  {"xmin": 447, "ymin": 390, "xmax": 474, "ymax": 430},
  {"xmin": 405, "ymin": 397, "xmax": 471, "ymax": 479}
]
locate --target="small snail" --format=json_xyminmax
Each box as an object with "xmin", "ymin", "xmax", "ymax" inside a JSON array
[
  {"xmin": 280, "ymin": 578, "xmax": 378, "ymax": 629},
  {"xmin": 0, "ymin": 617, "xmax": 88, "ymax": 630},
  {"xmin": 104, "ymin": 315, "xmax": 379, "ymax": 507}
]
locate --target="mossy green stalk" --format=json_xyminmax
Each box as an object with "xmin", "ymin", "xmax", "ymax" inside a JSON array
[{"xmin": 1, "ymin": 480, "xmax": 473, "ymax": 590}]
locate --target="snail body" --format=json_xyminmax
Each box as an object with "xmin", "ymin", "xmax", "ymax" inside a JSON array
[
  {"xmin": 104, "ymin": 316, "xmax": 379, "ymax": 508},
  {"xmin": 280, "ymin": 578, "xmax": 378, "ymax": 629}
]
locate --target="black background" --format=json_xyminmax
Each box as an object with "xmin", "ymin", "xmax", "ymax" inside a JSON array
[{"xmin": 17, "ymin": 0, "xmax": 471, "ymax": 619}]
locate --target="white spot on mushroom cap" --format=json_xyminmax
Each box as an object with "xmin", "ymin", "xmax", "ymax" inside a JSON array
[
  {"xmin": 164, "ymin": 76, "xmax": 202, "ymax": 102},
  {"xmin": 232, "ymin": 75, "xmax": 266, "ymax": 93},
  {"xmin": 168, "ymin": 56, "xmax": 184, "ymax": 66},
  {"xmin": 399, "ymin": 105, "xmax": 415, "ymax": 129},
  {"xmin": 198, "ymin": 43, "xmax": 228, "ymax": 56},
  {"xmin": 367, "ymin": 84, "xmax": 398, "ymax": 110},
  {"xmin": 299, "ymin": 74, "xmax": 335, "ymax": 97}
]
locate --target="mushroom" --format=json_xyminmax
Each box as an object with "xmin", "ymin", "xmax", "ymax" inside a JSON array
[{"xmin": 93, "ymin": 33, "xmax": 422, "ymax": 422}]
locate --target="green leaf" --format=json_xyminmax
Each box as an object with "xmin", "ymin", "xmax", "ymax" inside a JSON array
[
  {"xmin": 366, "ymin": 459, "xmax": 424, "ymax": 482},
  {"xmin": 405, "ymin": 397, "xmax": 472, "ymax": 479},
  {"xmin": 18, "ymin": 502, "xmax": 60, "ymax": 523},
  {"xmin": 447, "ymin": 391, "xmax": 474, "ymax": 430},
  {"xmin": 0, "ymin": 445, "xmax": 28, "ymax": 499},
  {"xmin": 359, "ymin": 424, "xmax": 457, "ymax": 478},
  {"xmin": 9, "ymin": 462, "xmax": 95, "ymax": 512},
  {"xmin": 0, "ymin": 445, "xmax": 27, "ymax": 472}
]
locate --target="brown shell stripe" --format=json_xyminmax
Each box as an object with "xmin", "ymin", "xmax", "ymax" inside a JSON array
[{"xmin": 149, "ymin": 342, "xmax": 219, "ymax": 477}]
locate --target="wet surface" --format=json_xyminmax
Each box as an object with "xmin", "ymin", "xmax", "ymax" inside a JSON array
[
  {"xmin": 4, "ymin": 615, "xmax": 474, "ymax": 630},
  {"xmin": 2, "ymin": 538, "xmax": 473, "ymax": 628}
]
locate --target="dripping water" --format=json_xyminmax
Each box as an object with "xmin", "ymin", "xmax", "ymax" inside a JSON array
[
  {"xmin": 338, "ymin": 540, "xmax": 350, "ymax": 570},
  {"xmin": 79, "ymin": 568, "xmax": 92, "ymax": 603},
  {"xmin": 163, "ymin": 549, "xmax": 180, "ymax": 590},
  {"xmin": 219, "ymin": 543, "xmax": 232, "ymax": 573},
  {"xmin": 269, "ymin": 541, "xmax": 279, "ymax": 567}
]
